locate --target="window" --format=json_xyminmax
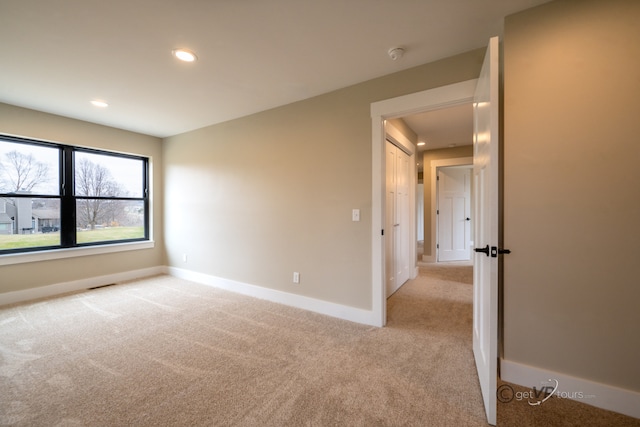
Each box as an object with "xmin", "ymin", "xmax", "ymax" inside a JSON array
[{"xmin": 0, "ymin": 135, "xmax": 149, "ymax": 254}]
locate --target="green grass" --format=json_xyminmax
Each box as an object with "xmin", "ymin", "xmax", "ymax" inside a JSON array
[
  {"xmin": 77, "ymin": 227, "xmax": 144, "ymax": 243},
  {"xmin": 0, "ymin": 227, "xmax": 145, "ymax": 250}
]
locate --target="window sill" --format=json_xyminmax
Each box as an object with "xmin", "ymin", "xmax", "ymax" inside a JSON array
[{"xmin": 0, "ymin": 240, "xmax": 155, "ymax": 266}]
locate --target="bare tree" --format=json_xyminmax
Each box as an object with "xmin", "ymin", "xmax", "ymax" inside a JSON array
[
  {"xmin": 0, "ymin": 150, "xmax": 50, "ymax": 193},
  {"xmin": 75, "ymin": 158, "xmax": 126, "ymax": 229}
]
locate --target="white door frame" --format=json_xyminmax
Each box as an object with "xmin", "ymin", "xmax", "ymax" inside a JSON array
[
  {"xmin": 370, "ymin": 79, "xmax": 477, "ymax": 326},
  {"xmin": 429, "ymin": 159, "xmax": 473, "ymax": 263}
]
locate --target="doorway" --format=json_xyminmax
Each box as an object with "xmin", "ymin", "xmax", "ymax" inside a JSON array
[{"xmin": 370, "ymin": 79, "xmax": 478, "ymax": 326}]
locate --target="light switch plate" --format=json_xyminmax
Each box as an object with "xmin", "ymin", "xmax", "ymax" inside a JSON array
[{"xmin": 352, "ymin": 209, "xmax": 360, "ymax": 221}]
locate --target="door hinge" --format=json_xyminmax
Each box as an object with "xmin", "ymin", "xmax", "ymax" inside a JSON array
[
  {"xmin": 381, "ymin": 229, "xmax": 384, "ymax": 236},
  {"xmin": 437, "ymin": 243, "xmax": 439, "ymax": 249},
  {"xmin": 437, "ymin": 209, "xmax": 439, "ymax": 215}
]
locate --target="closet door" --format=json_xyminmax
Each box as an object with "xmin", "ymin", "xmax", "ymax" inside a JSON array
[
  {"xmin": 385, "ymin": 140, "xmax": 410, "ymax": 297},
  {"xmin": 385, "ymin": 140, "xmax": 397, "ymax": 297}
]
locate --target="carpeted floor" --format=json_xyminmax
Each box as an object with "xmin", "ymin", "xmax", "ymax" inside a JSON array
[
  {"xmin": 1, "ymin": 267, "xmax": 486, "ymax": 426},
  {"xmin": 1, "ymin": 264, "xmax": 638, "ymax": 426}
]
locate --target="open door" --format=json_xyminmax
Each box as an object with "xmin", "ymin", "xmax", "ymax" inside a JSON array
[{"xmin": 472, "ymin": 36, "xmax": 500, "ymax": 426}]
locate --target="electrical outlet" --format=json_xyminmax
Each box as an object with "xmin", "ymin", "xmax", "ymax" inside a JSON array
[{"xmin": 293, "ymin": 272, "xmax": 300, "ymax": 284}]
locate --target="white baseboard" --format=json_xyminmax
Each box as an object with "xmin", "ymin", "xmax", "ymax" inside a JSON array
[
  {"xmin": 501, "ymin": 358, "xmax": 640, "ymax": 419},
  {"xmin": 167, "ymin": 266, "xmax": 380, "ymax": 327},
  {"xmin": 1, "ymin": 266, "xmax": 379, "ymax": 327},
  {"xmin": 0, "ymin": 266, "xmax": 165, "ymax": 306}
]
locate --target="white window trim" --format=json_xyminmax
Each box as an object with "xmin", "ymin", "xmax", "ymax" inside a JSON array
[{"xmin": 0, "ymin": 240, "xmax": 154, "ymax": 266}]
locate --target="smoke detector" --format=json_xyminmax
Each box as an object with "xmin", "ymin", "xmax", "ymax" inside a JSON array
[{"xmin": 388, "ymin": 47, "xmax": 405, "ymax": 61}]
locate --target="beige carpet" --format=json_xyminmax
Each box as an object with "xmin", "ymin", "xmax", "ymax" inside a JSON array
[{"xmin": 1, "ymin": 265, "xmax": 638, "ymax": 426}]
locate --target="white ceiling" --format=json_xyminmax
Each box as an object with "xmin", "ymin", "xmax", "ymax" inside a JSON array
[
  {"xmin": 0, "ymin": 0, "xmax": 549, "ymax": 138},
  {"xmin": 403, "ymin": 103, "xmax": 473, "ymax": 152}
]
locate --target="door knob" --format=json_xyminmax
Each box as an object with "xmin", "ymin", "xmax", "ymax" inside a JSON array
[
  {"xmin": 466, "ymin": 217, "xmax": 471, "ymax": 221},
  {"xmin": 474, "ymin": 244, "xmax": 490, "ymax": 257}
]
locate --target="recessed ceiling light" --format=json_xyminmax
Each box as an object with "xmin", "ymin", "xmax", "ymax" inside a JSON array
[
  {"xmin": 417, "ymin": 141, "xmax": 426, "ymax": 146},
  {"xmin": 90, "ymin": 100, "xmax": 108, "ymax": 108},
  {"xmin": 172, "ymin": 48, "xmax": 197, "ymax": 62}
]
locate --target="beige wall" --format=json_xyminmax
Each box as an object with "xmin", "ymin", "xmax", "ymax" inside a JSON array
[
  {"xmin": 504, "ymin": 0, "xmax": 640, "ymax": 392},
  {"xmin": 0, "ymin": 103, "xmax": 164, "ymax": 292},
  {"xmin": 163, "ymin": 49, "xmax": 484, "ymax": 310},
  {"xmin": 387, "ymin": 118, "xmax": 417, "ymax": 145},
  {"xmin": 422, "ymin": 146, "xmax": 473, "ymax": 258}
]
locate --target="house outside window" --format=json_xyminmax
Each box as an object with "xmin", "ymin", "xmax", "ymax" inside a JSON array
[{"xmin": 0, "ymin": 135, "xmax": 149, "ymax": 253}]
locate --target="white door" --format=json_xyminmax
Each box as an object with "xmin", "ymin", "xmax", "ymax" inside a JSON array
[
  {"xmin": 437, "ymin": 167, "xmax": 471, "ymax": 262},
  {"xmin": 473, "ymin": 36, "xmax": 500, "ymax": 426},
  {"xmin": 385, "ymin": 140, "xmax": 397, "ymax": 297},
  {"xmin": 385, "ymin": 140, "xmax": 411, "ymax": 297}
]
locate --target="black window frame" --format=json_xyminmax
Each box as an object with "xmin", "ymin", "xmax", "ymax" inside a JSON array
[{"xmin": 0, "ymin": 135, "xmax": 149, "ymax": 254}]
